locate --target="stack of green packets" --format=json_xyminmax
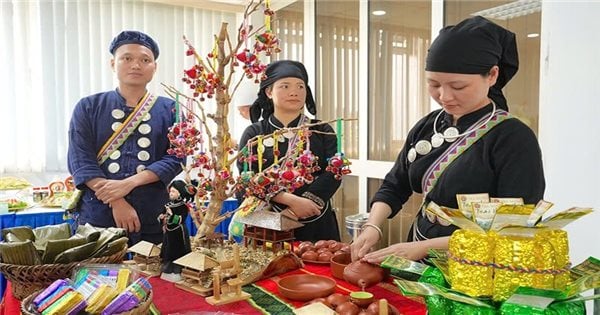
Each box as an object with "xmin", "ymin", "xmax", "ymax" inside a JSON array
[{"xmin": 380, "ymin": 254, "xmax": 600, "ymax": 314}]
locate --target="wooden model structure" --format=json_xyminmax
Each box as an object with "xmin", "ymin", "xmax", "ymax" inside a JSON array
[
  {"xmin": 174, "ymin": 251, "xmax": 220, "ymax": 295},
  {"xmin": 244, "ymin": 226, "xmax": 294, "ymax": 252},
  {"xmin": 124, "ymin": 241, "xmax": 161, "ymax": 277},
  {"xmin": 205, "ymin": 244, "xmax": 251, "ymax": 305},
  {"xmin": 236, "ymin": 210, "xmax": 302, "ymax": 253},
  {"xmin": 197, "ymin": 232, "xmax": 226, "ymax": 249}
]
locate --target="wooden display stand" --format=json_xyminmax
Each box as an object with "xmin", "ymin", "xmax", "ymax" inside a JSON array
[{"xmin": 205, "ymin": 244, "xmax": 251, "ymax": 305}]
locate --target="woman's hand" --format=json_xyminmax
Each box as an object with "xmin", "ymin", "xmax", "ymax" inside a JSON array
[
  {"xmin": 273, "ymin": 192, "xmax": 322, "ymax": 219},
  {"xmin": 361, "ymin": 241, "xmax": 429, "ymax": 264},
  {"xmin": 110, "ymin": 198, "xmax": 141, "ymax": 233},
  {"xmin": 287, "ymin": 197, "xmax": 322, "ymax": 219},
  {"xmin": 350, "ymin": 227, "xmax": 380, "ymax": 262}
]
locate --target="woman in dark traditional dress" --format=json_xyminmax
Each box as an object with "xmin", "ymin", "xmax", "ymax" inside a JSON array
[
  {"xmin": 236, "ymin": 60, "xmax": 342, "ymax": 242},
  {"xmin": 351, "ymin": 16, "xmax": 545, "ymax": 263}
]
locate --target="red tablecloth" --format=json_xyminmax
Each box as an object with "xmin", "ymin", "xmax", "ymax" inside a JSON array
[{"xmin": 1, "ymin": 263, "xmax": 426, "ymax": 314}]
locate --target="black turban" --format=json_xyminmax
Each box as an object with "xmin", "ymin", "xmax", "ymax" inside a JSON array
[
  {"xmin": 250, "ymin": 60, "xmax": 317, "ymax": 123},
  {"xmin": 425, "ymin": 16, "xmax": 518, "ymax": 111},
  {"xmin": 109, "ymin": 30, "xmax": 160, "ymax": 60}
]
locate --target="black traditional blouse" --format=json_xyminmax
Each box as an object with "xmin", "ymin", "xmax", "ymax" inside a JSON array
[
  {"xmin": 237, "ymin": 114, "xmax": 342, "ymax": 241},
  {"xmin": 371, "ymin": 103, "xmax": 545, "ymax": 240}
]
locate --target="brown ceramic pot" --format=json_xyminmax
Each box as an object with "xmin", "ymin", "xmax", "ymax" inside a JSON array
[
  {"xmin": 342, "ymin": 261, "xmax": 388, "ymax": 289},
  {"xmin": 330, "ymin": 252, "xmax": 351, "ymax": 280}
]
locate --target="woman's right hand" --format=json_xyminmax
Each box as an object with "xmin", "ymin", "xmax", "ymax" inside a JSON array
[{"xmin": 350, "ymin": 227, "xmax": 380, "ymax": 261}]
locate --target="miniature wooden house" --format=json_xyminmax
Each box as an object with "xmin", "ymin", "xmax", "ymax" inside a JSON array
[
  {"xmin": 126, "ymin": 240, "xmax": 161, "ymax": 276},
  {"xmin": 235, "ymin": 210, "xmax": 302, "ymax": 252},
  {"xmin": 173, "ymin": 251, "xmax": 220, "ymax": 296}
]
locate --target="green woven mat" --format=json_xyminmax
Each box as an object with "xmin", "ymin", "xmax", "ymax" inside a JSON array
[{"xmin": 242, "ymin": 284, "xmax": 296, "ymax": 315}]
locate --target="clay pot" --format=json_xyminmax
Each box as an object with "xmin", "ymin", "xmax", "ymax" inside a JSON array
[
  {"xmin": 343, "ymin": 261, "xmax": 388, "ymax": 289},
  {"xmin": 330, "ymin": 252, "xmax": 351, "ymax": 280}
]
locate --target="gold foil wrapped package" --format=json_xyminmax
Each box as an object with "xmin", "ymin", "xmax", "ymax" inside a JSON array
[
  {"xmin": 493, "ymin": 229, "xmax": 570, "ymax": 301},
  {"xmin": 448, "ymin": 230, "xmax": 495, "ymax": 297},
  {"xmin": 449, "ymin": 228, "xmax": 570, "ymax": 302}
]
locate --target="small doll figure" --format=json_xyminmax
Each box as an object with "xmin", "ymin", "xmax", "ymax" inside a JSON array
[{"xmin": 158, "ymin": 179, "xmax": 197, "ymax": 282}]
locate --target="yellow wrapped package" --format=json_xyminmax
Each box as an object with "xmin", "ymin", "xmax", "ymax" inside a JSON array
[
  {"xmin": 429, "ymin": 199, "xmax": 591, "ymax": 302},
  {"xmin": 492, "ymin": 228, "xmax": 569, "ymax": 301},
  {"xmin": 448, "ymin": 229, "xmax": 495, "ymax": 297},
  {"xmin": 449, "ymin": 228, "xmax": 570, "ymax": 301}
]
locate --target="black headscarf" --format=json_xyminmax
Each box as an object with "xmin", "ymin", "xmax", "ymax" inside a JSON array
[
  {"xmin": 425, "ymin": 16, "xmax": 518, "ymax": 111},
  {"xmin": 249, "ymin": 60, "xmax": 317, "ymax": 123},
  {"xmin": 168, "ymin": 180, "xmax": 197, "ymax": 202}
]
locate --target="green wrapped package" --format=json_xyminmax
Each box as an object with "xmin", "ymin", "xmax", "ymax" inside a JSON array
[{"xmin": 499, "ymin": 287, "xmax": 585, "ymax": 315}]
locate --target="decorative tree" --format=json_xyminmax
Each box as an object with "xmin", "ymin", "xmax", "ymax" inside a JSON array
[
  {"xmin": 163, "ymin": 0, "xmax": 352, "ymax": 243},
  {"xmin": 162, "ymin": 0, "xmax": 277, "ymax": 241}
]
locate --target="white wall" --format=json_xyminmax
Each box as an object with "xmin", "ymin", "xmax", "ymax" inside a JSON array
[{"xmin": 539, "ymin": 2, "xmax": 600, "ymax": 310}]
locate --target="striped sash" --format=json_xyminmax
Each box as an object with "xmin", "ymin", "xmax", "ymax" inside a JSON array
[{"xmin": 97, "ymin": 92, "xmax": 157, "ymax": 165}]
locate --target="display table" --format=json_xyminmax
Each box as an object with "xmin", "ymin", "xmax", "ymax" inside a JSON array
[
  {"xmin": 0, "ymin": 199, "xmax": 238, "ymax": 300},
  {"xmin": 1, "ymin": 262, "xmax": 426, "ymax": 314}
]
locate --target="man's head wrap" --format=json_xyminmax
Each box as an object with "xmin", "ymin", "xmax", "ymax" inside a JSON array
[
  {"xmin": 425, "ymin": 16, "xmax": 518, "ymax": 111},
  {"xmin": 249, "ymin": 60, "xmax": 316, "ymax": 123},
  {"xmin": 109, "ymin": 30, "xmax": 160, "ymax": 60}
]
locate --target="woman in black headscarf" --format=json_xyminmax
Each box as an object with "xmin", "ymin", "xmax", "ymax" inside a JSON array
[
  {"xmin": 237, "ymin": 60, "xmax": 341, "ymax": 242},
  {"xmin": 351, "ymin": 16, "xmax": 545, "ymax": 262}
]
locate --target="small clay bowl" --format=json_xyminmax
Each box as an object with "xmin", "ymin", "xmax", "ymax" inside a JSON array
[
  {"xmin": 349, "ymin": 291, "xmax": 374, "ymax": 308},
  {"xmin": 277, "ymin": 274, "xmax": 336, "ymax": 301},
  {"xmin": 330, "ymin": 252, "xmax": 351, "ymax": 280}
]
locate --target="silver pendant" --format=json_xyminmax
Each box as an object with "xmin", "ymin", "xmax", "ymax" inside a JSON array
[
  {"xmin": 443, "ymin": 127, "xmax": 459, "ymax": 142},
  {"xmin": 407, "ymin": 148, "xmax": 417, "ymax": 163},
  {"xmin": 108, "ymin": 162, "xmax": 120, "ymax": 173},
  {"xmin": 111, "ymin": 122, "xmax": 122, "ymax": 131},
  {"xmin": 111, "ymin": 109, "xmax": 125, "ymax": 119},
  {"xmin": 137, "ymin": 137, "xmax": 151, "ymax": 148},
  {"xmin": 138, "ymin": 124, "xmax": 151, "ymax": 135},
  {"xmin": 136, "ymin": 165, "xmax": 146, "ymax": 173},
  {"xmin": 431, "ymin": 133, "xmax": 444, "ymax": 148},
  {"xmin": 109, "ymin": 150, "xmax": 121, "ymax": 160},
  {"xmin": 263, "ymin": 137, "xmax": 275, "ymax": 147},
  {"xmin": 142, "ymin": 113, "xmax": 151, "ymax": 121},
  {"xmin": 415, "ymin": 140, "xmax": 432, "ymax": 155},
  {"xmin": 137, "ymin": 150, "xmax": 150, "ymax": 161}
]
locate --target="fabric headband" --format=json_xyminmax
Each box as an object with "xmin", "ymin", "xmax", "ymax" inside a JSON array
[
  {"xmin": 250, "ymin": 60, "xmax": 317, "ymax": 123},
  {"xmin": 425, "ymin": 16, "xmax": 518, "ymax": 111},
  {"xmin": 109, "ymin": 30, "xmax": 160, "ymax": 60}
]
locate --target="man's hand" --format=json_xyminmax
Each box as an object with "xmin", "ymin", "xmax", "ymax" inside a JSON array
[
  {"xmin": 110, "ymin": 198, "xmax": 141, "ymax": 233},
  {"xmin": 94, "ymin": 180, "xmax": 135, "ymax": 204}
]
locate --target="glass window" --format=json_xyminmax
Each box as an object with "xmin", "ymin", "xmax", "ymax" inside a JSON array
[
  {"xmin": 445, "ymin": 1, "xmax": 541, "ymax": 133},
  {"xmin": 368, "ymin": 0, "xmax": 432, "ymax": 161}
]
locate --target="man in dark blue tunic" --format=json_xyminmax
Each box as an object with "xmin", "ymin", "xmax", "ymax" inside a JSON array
[{"xmin": 67, "ymin": 31, "xmax": 183, "ymax": 244}]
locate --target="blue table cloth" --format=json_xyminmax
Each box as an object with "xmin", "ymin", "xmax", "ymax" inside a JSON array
[{"xmin": 0, "ymin": 198, "xmax": 238, "ymax": 299}]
